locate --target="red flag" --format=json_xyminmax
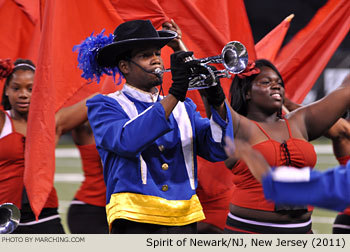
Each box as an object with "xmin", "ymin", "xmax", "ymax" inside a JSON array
[
  {"xmin": 25, "ymin": 0, "xmax": 124, "ymax": 218},
  {"xmin": 0, "ymin": 0, "xmax": 40, "ymax": 61},
  {"xmin": 112, "ymin": 0, "xmax": 255, "ymax": 113},
  {"xmin": 0, "ymin": 0, "xmax": 41, "ymax": 97},
  {"xmin": 275, "ymin": 0, "xmax": 350, "ymax": 103},
  {"xmin": 110, "ymin": 0, "xmax": 170, "ymax": 27},
  {"xmin": 14, "ymin": 0, "xmax": 40, "ymax": 24},
  {"xmin": 255, "ymin": 14, "xmax": 294, "ymax": 62}
]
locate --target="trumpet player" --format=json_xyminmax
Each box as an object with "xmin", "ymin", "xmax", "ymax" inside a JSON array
[{"xmin": 74, "ymin": 19, "xmax": 233, "ymax": 234}]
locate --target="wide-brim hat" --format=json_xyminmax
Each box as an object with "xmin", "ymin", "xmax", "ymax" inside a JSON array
[{"xmin": 97, "ymin": 20, "xmax": 177, "ymax": 67}]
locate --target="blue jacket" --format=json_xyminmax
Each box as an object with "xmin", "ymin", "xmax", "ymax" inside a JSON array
[
  {"xmin": 263, "ymin": 161, "xmax": 350, "ymax": 212},
  {"xmin": 87, "ymin": 84, "xmax": 233, "ymax": 227}
]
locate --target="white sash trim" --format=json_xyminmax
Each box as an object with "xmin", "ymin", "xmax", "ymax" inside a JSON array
[
  {"xmin": 272, "ymin": 166, "xmax": 311, "ymax": 182},
  {"xmin": 70, "ymin": 200, "xmax": 87, "ymax": 205},
  {"xmin": 333, "ymin": 224, "xmax": 350, "ymax": 230},
  {"xmin": 19, "ymin": 214, "xmax": 60, "ymax": 226},
  {"xmin": 172, "ymin": 102, "xmax": 195, "ymax": 190},
  {"xmin": 0, "ymin": 111, "xmax": 12, "ymax": 139},
  {"xmin": 228, "ymin": 212, "xmax": 312, "ymax": 228},
  {"xmin": 107, "ymin": 91, "xmax": 148, "ymax": 184},
  {"xmin": 210, "ymin": 116, "xmax": 223, "ymax": 143}
]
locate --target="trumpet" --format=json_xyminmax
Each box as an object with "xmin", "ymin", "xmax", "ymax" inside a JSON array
[
  {"xmin": 0, "ymin": 203, "xmax": 21, "ymax": 234},
  {"xmin": 154, "ymin": 41, "xmax": 248, "ymax": 90}
]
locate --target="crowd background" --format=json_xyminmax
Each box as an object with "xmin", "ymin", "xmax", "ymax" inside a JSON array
[{"xmin": 0, "ymin": 0, "xmax": 349, "ymax": 233}]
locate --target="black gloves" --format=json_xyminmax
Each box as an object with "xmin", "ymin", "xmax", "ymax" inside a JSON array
[
  {"xmin": 168, "ymin": 52, "xmax": 225, "ymax": 105},
  {"xmin": 168, "ymin": 51, "xmax": 197, "ymax": 102},
  {"xmin": 203, "ymin": 65, "xmax": 226, "ymax": 106}
]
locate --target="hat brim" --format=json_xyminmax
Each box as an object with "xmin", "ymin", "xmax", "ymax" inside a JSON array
[{"xmin": 97, "ymin": 30, "xmax": 177, "ymax": 67}]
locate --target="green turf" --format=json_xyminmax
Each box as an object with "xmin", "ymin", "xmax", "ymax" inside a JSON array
[{"xmin": 54, "ymin": 137, "xmax": 342, "ymax": 234}]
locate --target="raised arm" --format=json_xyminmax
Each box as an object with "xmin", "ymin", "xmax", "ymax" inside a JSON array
[
  {"xmin": 325, "ymin": 118, "xmax": 350, "ymax": 159},
  {"xmin": 289, "ymin": 74, "xmax": 350, "ymax": 141},
  {"xmin": 162, "ymin": 19, "xmax": 188, "ymax": 52}
]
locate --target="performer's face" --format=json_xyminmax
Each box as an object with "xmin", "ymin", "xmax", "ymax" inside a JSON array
[
  {"xmin": 6, "ymin": 70, "xmax": 34, "ymax": 114},
  {"xmin": 119, "ymin": 45, "xmax": 164, "ymax": 93},
  {"xmin": 248, "ymin": 66, "xmax": 284, "ymax": 113}
]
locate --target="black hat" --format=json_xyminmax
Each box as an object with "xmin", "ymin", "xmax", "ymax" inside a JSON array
[{"xmin": 97, "ymin": 20, "xmax": 177, "ymax": 67}]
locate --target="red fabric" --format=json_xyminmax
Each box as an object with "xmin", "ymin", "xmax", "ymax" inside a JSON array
[
  {"xmin": 231, "ymin": 120, "xmax": 317, "ymax": 211},
  {"xmin": 74, "ymin": 144, "xmax": 106, "ymax": 207},
  {"xmin": 25, "ymin": 0, "xmax": 124, "ymax": 218},
  {"xmin": 14, "ymin": 0, "xmax": 40, "ymax": 24},
  {"xmin": 110, "ymin": 0, "xmax": 170, "ymax": 28},
  {"xmin": 275, "ymin": 0, "xmax": 350, "ymax": 103},
  {"xmin": 336, "ymin": 155, "xmax": 350, "ymax": 166},
  {"xmin": 0, "ymin": 0, "xmax": 40, "ymax": 98},
  {"xmin": 255, "ymin": 14, "xmax": 293, "ymax": 62},
  {"xmin": 196, "ymin": 159, "xmax": 235, "ymax": 230}
]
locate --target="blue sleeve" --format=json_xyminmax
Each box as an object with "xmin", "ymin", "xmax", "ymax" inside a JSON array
[
  {"xmin": 187, "ymin": 99, "xmax": 233, "ymax": 162},
  {"xmin": 262, "ymin": 162, "xmax": 350, "ymax": 212},
  {"xmin": 86, "ymin": 94, "xmax": 172, "ymax": 157}
]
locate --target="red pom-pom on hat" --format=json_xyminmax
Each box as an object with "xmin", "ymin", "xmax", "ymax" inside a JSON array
[
  {"xmin": 237, "ymin": 61, "xmax": 260, "ymax": 79},
  {"xmin": 0, "ymin": 59, "xmax": 14, "ymax": 79}
]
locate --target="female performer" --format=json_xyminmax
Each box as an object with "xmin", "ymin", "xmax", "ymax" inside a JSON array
[
  {"xmin": 0, "ymin": 58, "xmax": 94, "ymax": 233},
  {"xmin": 326, "ymin": 117, "xmax": 350, "ymax": 233},
  {"xmin": 224, "ymin": 59, "xmax": 350, "ymax": 233}
]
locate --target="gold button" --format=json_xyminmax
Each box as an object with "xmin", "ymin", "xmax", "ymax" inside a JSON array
[
  {"xmin": 158, "ymin": 145, "xmax": 165, "ymax": 152},
  {"xmin": 162, "ymin": 185, "xmax": 168, "ymax": 192},
  {"xmin": 161, "ymin": 163, "xmax": 168, "ymax": 170}
]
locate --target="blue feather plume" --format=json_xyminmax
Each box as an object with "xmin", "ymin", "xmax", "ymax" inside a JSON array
[{"xmin": 73, "ymin": 30, "xmax": 124, "ymax": 84}]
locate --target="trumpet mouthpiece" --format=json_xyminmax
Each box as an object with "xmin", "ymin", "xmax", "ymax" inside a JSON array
[{"xmin": 154, "ymin": 68, "xmax": 163, "ymax": 75}]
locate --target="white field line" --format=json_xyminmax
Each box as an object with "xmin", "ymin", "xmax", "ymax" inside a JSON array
[
  {"xmin": 56, "ymin": 148, "xmax": 80, "ymax": 158},
  {"xmin": 54, "ymin": 173, "xmax": 84, "ymax": 182}
]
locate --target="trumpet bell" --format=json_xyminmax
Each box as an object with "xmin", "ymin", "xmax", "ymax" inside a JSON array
[
  {"xmin": 0, "ymin": 203, "xmax": 21, "ymax": 234},
  {"xmin": 221, "ymin": 41, "xmax": 248, "ymax": 74}
]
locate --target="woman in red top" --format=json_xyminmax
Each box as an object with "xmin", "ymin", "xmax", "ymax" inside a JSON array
[
  {"xmin": 67, "ymin": 121, "xmax": 108, "ymax": 234},
  {"xmin": 0, "ymin": 58, "xmax": 94, "ymax": 233},
  {"xmin": 224, "ymin": 59, "xmax": 350, "ymax": 233},
  {"xmin": 326, "ymin": 117, "xmax": 350, "ymax": 233}
]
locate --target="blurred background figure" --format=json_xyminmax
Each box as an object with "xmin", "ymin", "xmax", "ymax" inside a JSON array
[{"xmin": 66, "ymin": 121, "xmax": 108, "ymax": 234}]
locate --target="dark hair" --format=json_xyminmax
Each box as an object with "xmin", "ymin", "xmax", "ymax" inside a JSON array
[
  {"xmin": 229, "ymin": 59, "xmax": 284, "ymax": 117},
  {"xmin": 1, "ymin": 59, "xmax": 35, "ymax": 110}
]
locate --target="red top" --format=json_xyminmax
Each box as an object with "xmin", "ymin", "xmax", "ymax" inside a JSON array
[
  {"xmin": 74, "ymin": 144, "xmax": 106, "ymax": 207},
  {"xmin": 196, "ymin": 158, "xmax": 235, "ymax": 230},
  {"xmin": 337, "ymin": 155, "xmax": 350, "ymax": 215},
  {"xmin": 0, "ymin": 111, "xmax": 58, "ymax": 208},
  {"xmin": 231, "ymin": 119, "xmax": 317, "ymax": 211}
]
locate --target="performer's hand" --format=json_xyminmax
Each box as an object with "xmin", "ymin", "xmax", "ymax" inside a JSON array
[
  {"xmin": 203, "ymin": 69, "xmax": 225, "ymax": 108},
  {"xmin": 162, "ymin": 19, "xmax": 187, "ymax": 52},
  {"xmin": 168, "ymin": 51, "xmax": 197, "ymax": 102}
]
